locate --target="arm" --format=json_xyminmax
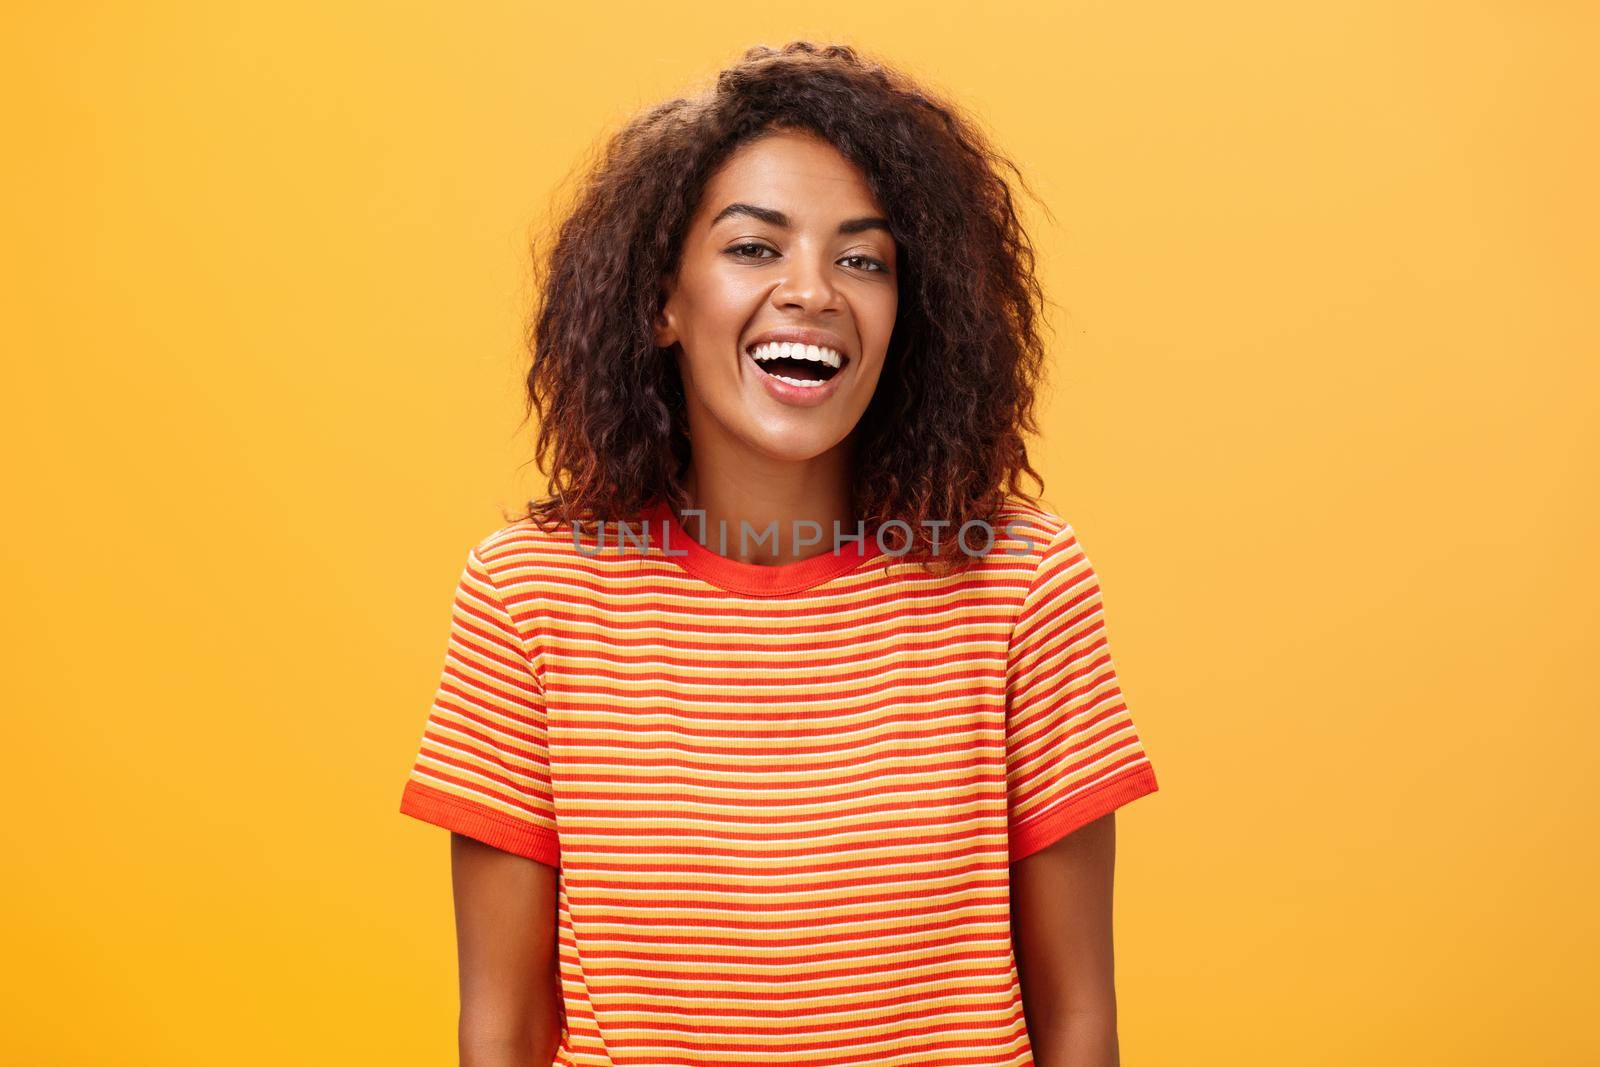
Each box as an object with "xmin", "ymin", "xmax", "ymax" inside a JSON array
[
  {"xmin": 1010, "ymin": 812, "xmax": 1120, "ymax": 1067},
  {"xmin": 450, "ymin": 832, "xmax": 563, "ymax": 1067}
]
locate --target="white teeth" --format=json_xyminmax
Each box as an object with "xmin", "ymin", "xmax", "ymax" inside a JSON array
[
  {"xmin": 748, "ymin": 340, "xmax": 843, "ymax": 369},
  {"xmin": 769, "ymin": 373, "xmax": 826, "ymax": 389}
]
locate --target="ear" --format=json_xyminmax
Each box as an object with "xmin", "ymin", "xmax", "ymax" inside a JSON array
[
  {"xmin": 652, "ymin": 284, "xmax": 678, "ymax": 350},
  {"xmin": 652, "ymin": 313, "xmax": 677, "ymax": 350}
]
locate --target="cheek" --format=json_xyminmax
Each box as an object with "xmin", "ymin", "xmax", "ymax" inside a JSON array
[
  {"xmin": 862, "ymin": 286, "xmax": 899, "ymax": 350},
  {"xmin": 681, "ymin": 266, "xmax": 762, "ymax": 338}
]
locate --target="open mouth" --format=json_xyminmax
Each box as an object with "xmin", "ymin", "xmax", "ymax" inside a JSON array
[{"xmin": 746, "ymin": 340, "xmax": 848, "ymax": 388}]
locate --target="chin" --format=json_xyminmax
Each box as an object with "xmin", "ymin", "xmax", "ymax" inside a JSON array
[{"xmin": 740, "ymin": 422, "xmax": 847, "ymax": 464}]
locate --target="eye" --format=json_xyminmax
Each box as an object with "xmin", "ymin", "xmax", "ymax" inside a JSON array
[
  {"xmin": 725, "ymin": 242, "xmax": 777, "ymax": 260},
  {"xmin": 841, "ymin": 254, "xmax": 889, "ymax": 274}
]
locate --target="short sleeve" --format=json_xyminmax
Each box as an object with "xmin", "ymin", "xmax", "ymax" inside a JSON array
[
  {"xmin": 398, "ymin": 545, "xmax": 559, "ymax": 868},
  {"xmin": 1005, "ymin": 522, "xmax": 1158, "ymax": 863}
]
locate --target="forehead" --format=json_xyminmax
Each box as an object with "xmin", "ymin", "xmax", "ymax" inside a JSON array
[{"xmin": 695, "ymin": 130, "xmax": 883, "ymax": 224}]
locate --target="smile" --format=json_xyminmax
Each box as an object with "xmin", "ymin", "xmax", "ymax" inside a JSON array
[
  {"xmin": 742, "ymin": 340, "xmax": 852, "ymax": 408},
  {"xmin": 746, "ymin": 340, "xmax": 847, "ymax": 388}
]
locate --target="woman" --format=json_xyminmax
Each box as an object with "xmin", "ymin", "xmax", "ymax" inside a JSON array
[{"xmin": 400, "ymin": 41, "xmax": 1158, "ymax": 1067}]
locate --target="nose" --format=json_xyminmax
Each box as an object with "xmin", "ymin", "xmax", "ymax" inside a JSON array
[{"xmin": 770, "ymin": 251, "xmax": 840, "ymax": 316}]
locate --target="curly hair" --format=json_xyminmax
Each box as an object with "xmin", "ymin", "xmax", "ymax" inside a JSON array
[{"xmin": 513, "ymin": 40, "xmax": 1054, "ymax": 575}]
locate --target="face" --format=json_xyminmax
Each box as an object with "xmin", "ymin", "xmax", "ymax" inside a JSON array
[{"xmin": 653, "ymin": 128, "xmax": 899, "ymax": 466}]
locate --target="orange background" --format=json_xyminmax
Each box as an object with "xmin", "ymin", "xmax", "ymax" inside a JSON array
[{"xmin": 3, "ymin": 3, "xmax": 1596, "ymax": 1064}]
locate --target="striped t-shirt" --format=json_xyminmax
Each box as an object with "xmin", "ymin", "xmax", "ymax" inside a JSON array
[{"xmin": 399, "ymin": 496, "xmax": 1158, "ymax": 1066}]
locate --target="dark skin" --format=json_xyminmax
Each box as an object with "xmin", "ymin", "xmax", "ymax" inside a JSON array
[
  {"xmin": 1011, "ymin": 813, "xmax": 1122, "ymax": 1067},
  {"xmin": 449, "ymin": 834, "xmax": 562, "ymax": 1066},
  {"xmin": 651, "ymin": 128, "xmax": 899, "ymax": 555},
  {"xmin": 447, "ymin": 129, "xmax": 1123, "ymax": 1065}
]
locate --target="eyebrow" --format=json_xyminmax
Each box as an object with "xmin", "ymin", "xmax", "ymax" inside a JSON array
[{"xmin": 709, "ymin": 202, "xmax": 892, "ymax": 237}]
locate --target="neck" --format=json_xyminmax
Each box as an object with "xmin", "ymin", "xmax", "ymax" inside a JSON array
[{"xmin": 675, "ymin": 441, "xmax": 859, "ymax": 567}]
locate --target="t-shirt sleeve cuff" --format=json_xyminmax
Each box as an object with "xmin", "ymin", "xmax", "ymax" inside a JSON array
[
  {"xmin": 1008, "ymin": 764, "xmax": 1158, "ymax": 863},
  {"xmin": 399, "ymin": 779, "xmax": 561, "ymax": 869}
]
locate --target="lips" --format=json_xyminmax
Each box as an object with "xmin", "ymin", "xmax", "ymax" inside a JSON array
[
  {"xmin": 741, "ymin": 344, "xmax": 850, "ymax": 407},
  {"xmin": 743, "ymin": 326, "xmax": 853, "ymax": 367}
]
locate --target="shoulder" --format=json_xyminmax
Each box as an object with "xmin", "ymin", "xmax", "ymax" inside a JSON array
[
  {"xmin": 450, "ymin": 516, "xmax": 603, "ymax": 655},
  {"xmin": 987, "ymin": 496, "xmax": 1077, "ymax": 570},
  {"xmin": 460, "ymin": 511, "xmax": 604, "ymax": 590}
]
